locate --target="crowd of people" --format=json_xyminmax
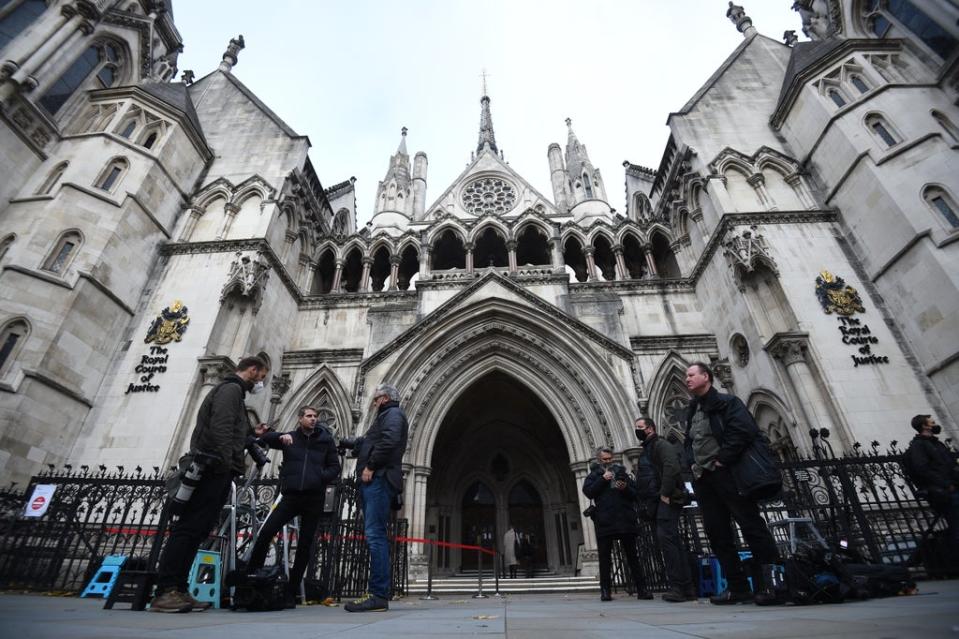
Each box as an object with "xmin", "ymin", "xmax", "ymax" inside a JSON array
[{"xmin": 146, "ymin": 355, "xmax": 956, "ymax": 613}]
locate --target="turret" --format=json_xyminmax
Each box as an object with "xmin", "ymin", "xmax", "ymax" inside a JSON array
[
  {"xmin": 564, "ymin": 118, "xmax": 608, "ymax": 207},
  {"xmin": 412, "ymin": 151, "xmax": 428, "ymax": 219},
  {"xmin": 373, "ymin": 127, "xmax": 413, "ymax": 216},
  {"xmin": 547, "ymin": 142, "xmax": 568, "ymax": 210}
]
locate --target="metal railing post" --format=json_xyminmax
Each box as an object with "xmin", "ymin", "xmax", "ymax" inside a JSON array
[
  {"xmin": 420, "ymin": 536, "xmax": 439, "ymax": 600},
  {"xmin": 472, "ymin": 540, "xmax": 487, "ymax": 599},
  {"xmin": 493, "ymin": 552, "xmax": 502, "ymax": 597}
]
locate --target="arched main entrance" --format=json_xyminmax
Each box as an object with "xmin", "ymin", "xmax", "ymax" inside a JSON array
[{"xmin": 426, "ymin": 371, "xmax": 580, "ymax": 575}]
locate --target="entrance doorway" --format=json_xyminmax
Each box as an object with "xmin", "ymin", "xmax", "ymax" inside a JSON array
[{"xmin": 426, "ymin": 371, "xmax": 582, "ymax": 575}]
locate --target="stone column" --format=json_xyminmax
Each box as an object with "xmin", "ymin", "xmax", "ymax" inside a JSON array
[
  {"xmin": 748, "ymin": 173, "xmax": 774, "ymax": 211},
  {"xmin": 299, "ymin": 255, "xmax": 313, "ymax": 292},
  {"xmin": 0, "ymin": 4, "xmax": 69, "ymax": 74},
  {"xmin": 465, "ymin": 242, "xmax": 474, "ymax": 274},
  {"xmin": 177, "ymin": 206, "xmax": 203, "ymax": 241},
  {"xmin": 359, "ymin": 256, "xmax": 372, "ymax": 292},
  {"xmin": 767, "ymin": 335, "xmax": 841, "ymax": 439},
  {"xmin": 408, "ymin": 465, "xmax": 431, "ymax": 573},
  {"xmin": 1, "ymin": 7, "xmax": 87, "ymax": 102},
  {"xmin": 331, "ymin": 260, "xmax": 344, "ymax": 292},
  {"xmin": 550, "ymin": 233, "xmax": 565, "ymax": 273},
  {"xmin": 267, "ymin": 373, "xmax": 291, "ymax": 424},
  {"xmin": 583, "ymin": 246, "xmax": 597, "ymax": 281},
  {"xmin": 389, "ymin": 254, "xmax": 401, "ymax": 290},
  {"xmin": 216, "ymin": 202, "xmax": 240, "ymax": 240},
  {"xmin": 786, "ymin": 173, "xmax": 817, "ymax": 210},
  {"xmin": 507, "ymin": 240, "xmax": 518, "ymax": 273},
  {"xmin": 419, "ymin": 241, "xmax": 431, "ymax": 280},
  {"xmin": 613, "ymin": 245, "xmax": 627, "ymax": 280},
  {"xmin": 690, "ymin": 206, "xmax": 709, "ymax": 242},
  {"xmin": 570, "ymin": 461, "xmax": 599, "ymax": 576},
  {"xmin": 642, "ymin": 243, "xmax": 658, "ymax": 277}
]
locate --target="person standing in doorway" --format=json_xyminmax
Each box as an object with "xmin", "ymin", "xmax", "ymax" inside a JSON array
[{"xmin": 503, "ymin": 524, "xmax": 519, "ymax": 579}]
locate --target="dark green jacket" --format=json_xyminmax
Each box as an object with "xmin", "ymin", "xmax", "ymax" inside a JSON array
[
  {"xmin": 189, "ymin": 374, "xmax": 253, "ymax": 475},
  {"xmin": 643, "ymin": 434, "xmax": 686, "ymax": 501}
]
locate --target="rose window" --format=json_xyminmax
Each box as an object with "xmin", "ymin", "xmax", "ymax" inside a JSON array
[{"xmin": 461, "ymin": 177, "xmax": 517, "ymax": 215}]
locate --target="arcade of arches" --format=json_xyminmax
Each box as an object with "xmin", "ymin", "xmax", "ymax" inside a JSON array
[{"xmin": 425, "ymin": 371, "xmax": 580, "ymax": 575}]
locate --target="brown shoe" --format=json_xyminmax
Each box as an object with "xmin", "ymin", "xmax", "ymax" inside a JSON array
[
  {"xmin": 149, "ymin": 589, "xmax": 192, "ymax": 613},
  {"xmin": 183, "ymin": 591, "xmax": 212, "ymax": 611}
]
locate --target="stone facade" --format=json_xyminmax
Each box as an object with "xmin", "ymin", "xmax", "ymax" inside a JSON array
[{"xmin": 1, "ymin": 1, "xmax": 957, "ymax": 575}]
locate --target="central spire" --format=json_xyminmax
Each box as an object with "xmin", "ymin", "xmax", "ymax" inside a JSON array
[{"xmin": 476, "ymin": 70, "xmax": 498, "ymax": 155}]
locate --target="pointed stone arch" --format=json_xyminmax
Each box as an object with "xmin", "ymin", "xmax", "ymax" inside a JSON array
[
  {"xmin": 746, "ymin": 387, "xmax": 803, "ymax": 458},
  {"xmin": 277, "ymin": 365, "xmax": 353, "ymax": 438},
  {"xmin": 645, "ymin": 351, "xmax": 692, "ymax": 437},
  {"xmin": 232, "ymin": 175, "xmax": 275, "ymax": 207}
]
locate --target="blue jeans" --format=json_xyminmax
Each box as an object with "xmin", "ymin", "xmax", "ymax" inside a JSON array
[{"xmin": 361, "ymin": 475, "xmax": 394, "ymax": 598}]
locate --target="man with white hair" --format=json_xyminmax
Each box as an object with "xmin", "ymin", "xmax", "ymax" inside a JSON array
[{"xmin": 344, "ymin": 383, "xmax": 409, "ymax": 613}]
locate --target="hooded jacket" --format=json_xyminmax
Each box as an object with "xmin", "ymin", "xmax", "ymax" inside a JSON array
[{"xmin": 261, "ymin": 426, "xmax": 341, "ymax": 495}]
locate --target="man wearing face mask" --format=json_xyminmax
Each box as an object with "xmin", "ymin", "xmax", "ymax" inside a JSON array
[
  {"xmin": 903, "ymin": 415, "xmax": 959, "ymax": 548},
  {"xmin": 151, "ymin": 356, "xmax": 270, "ymax": 613}
]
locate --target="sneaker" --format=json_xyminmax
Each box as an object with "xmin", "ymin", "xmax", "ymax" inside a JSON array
[
  {"xmin": 149, "ymin": 589, "xmax": 192, "ymax": 613},
  {"xmin": 344, "ymin": 593, "xmax": 389, "ymax": 613},
  {"xmin": 709, "ymin": 590, "xmax": 753, "ymax": 605},
  {"xmin": 183, "ymin": 592, "xmax": 212, "ymax": 611}
]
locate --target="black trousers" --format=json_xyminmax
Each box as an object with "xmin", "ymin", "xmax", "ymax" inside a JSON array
[
  {"xmin": 597, "ymin": 534, "xmax": 645, "ymax": 592},
  {"xmin": 694, "ymin": 466, "xmax": 780, "ymax": 592},
  {"xmin": 157, "ymin": 471, "xmax": 233, "ymax": 593},
  {"xmin": 656, "ymin": 501, "xmax": 693, "ymax": 590},
  {"xmin": 247, "ymin": 493, "xmax": 324, "ymax": 592}
]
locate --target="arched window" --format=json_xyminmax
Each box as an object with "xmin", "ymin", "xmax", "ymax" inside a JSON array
[
  {"xmin": 312, "ymin": 249, "xmax": 336, "ymax": 294},
  {"xmin": 370, "ymin": 246, "xmax": 391, "ymax": 292},
  {"xmin": 583, "ymin": 173, "xmax": 594, "ymax": 199},
  {"xmin": 397, "ymin": 244, "xmax": 419, "ymax": 291},
  {"xmin": 865, "ymin": 113, "xmax": 899, "ymax": 148},
  {"xmin": 932, "ymin": 110, "xmax": 959, "ymax": 145},
  {"xmin": 0, "ymin": 0, "xmax": 46, "ymax": 52},
  {"xmin": 621, "ymin": 233, "xmax": 646, "ymax": 279},
  {"xmin": 828, "ymin": 88, "xmax": 847, "ymax": 108},
  {"xmin": 118, "ymin": 118, "xmax": 137, "ymax": 139},
  {"xmin": 95, "ymin": 157, "xmax": 128, "ymax": 192},
  {"xmin": 562, "ymin": 236, "xmax": 588, "ymax": 283},
  {"xmin": 42, "ymin": 230, "xmax": 82, "ymax": 274},
  {"xmin": 35, "ymin": 161, "xmax": 67, "ymax": 195},
  {"xmin": 0, "ymin": 318, "xmax": 30, "ymax": 376},
  {"xmin": 849, "ymin": 74, "xmax": 870, "ymax": 94},
  {"xmin": 650, "ymin": 232, "xmax": 680, "ymax": 278},
  {"xmin": 592, "ymin": 235, "xmax": 616, "ymax": 281},
  {"xmin": 473, "ymin": 226, "xmax": 507, "ymax": 268},
  {"xmin": 923, "ymin": 185, "xmax": 959, "ymax": 228},
  {"xmin": 515, "ymin": 225, "xmax": 550, "ymax": 266},
  {"xmin": 431, "ymin": 229, "xmax": 466, "ymax": 270},
  {"xmin": 863, "ymin": 0, "xmax": 957, "ymax": 60},
  {"xmin": 340, "ymin": 247, "xmax": 363, "ymax": 292},
  {"xmin": 141, "ymin": 130, "xmax": 159, "ymax": 149},
  {"xmin": 38, "ymin": 41, "xmax": 124, "ymax": 115},
  {"xmin": 0, "ymin": 233, "xmax": 15, "ymax": 263}
]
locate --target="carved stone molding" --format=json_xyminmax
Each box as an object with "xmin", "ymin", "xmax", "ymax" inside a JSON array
[
  {"xmin": 282, "ymin": 349, "xmax": 365, "ymax": 367},
  {"xmin": 220, "ymin": 250, "xmax": 272, "ymax": 313},
  {"xmin": 765, "ymin": 332, "xmax": 810, "ymax": 367},
  {"xmin": 722, "ymin": 224, "xmax": 777, "ymax": 288},
  {"xmin": 709, "ymin": 356, "xmax": 735, "ymax": 393},
  {"xmin": 629, "ymin": 334, "xmax": 718, "ymax": 354},
  {"xmin": 198, "ymin": 355, "xmax": 234, "ymax": 386}
]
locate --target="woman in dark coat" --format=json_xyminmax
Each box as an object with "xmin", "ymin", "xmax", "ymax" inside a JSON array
[{"xmin": 582, "ymin": 447, "xmax": 652, "ymax": 601}]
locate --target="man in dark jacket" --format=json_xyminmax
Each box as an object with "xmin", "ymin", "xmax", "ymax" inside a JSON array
[
  {"xmin": 245, "ymin": 405, "xmax": 341, "ymax": 606},
  {"xmin": 636, "ymin": 417, "xmax": 695, "ymax": 602},
  {"xmin": 683, "ymin": 362, "xmax": 781, "ymax": 606},
  {"xmin": 903, "ymin": 414, "xmax": 958, "ymax": 547},
  {"xmin": 344, "ymin": 383, "xmax": 409, "ymax": 613},
  {"xmin": 151, "ymin": 356, "xmax": 269, "ymax": 613},
  {"xmin": 582, "ymin": 447, "xmax": 652, "ymax": 602}
]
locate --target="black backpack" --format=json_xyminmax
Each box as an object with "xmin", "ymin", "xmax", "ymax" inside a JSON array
[{"xmin": 231, "ymin": 565, "xmax": 288, "ymax": 611}]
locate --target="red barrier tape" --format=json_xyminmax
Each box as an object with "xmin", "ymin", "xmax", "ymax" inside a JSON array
[{"xmin": 102, "ymin": 527, "xmax": 498, "ymax": 555}]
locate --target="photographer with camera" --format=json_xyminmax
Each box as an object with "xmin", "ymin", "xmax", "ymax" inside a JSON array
[
  {"xmin": 340, "ymin": 383, "xmax": 408, "ymax": 613},
  {"xmin": 151, "ymin": 356, "xmax": 270, "ymax": 613},
  {"xmin": 635, "ymin": 417, "xmax": 695, "ymax": 602},
  {"xmin": 582, "ymin": 447, "xmax": 652, "ymax": 602},
  {"xmin": 243, "ymin": 405, "xmax": 340, "ymax": 608}
]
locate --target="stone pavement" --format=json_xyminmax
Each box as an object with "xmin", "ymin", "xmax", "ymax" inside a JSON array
[{"xmin": 1, "ymin": 581, "xmax": 957, "ymax": 639}]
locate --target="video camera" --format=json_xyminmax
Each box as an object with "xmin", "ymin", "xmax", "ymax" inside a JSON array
[{"xmin": 245, "ymin": 436, "xmax": 271, "ymax": 468}]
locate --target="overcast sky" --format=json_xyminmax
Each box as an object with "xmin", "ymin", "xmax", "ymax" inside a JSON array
[{"xmin": 173, "ymin": 1, "xmax": 802, "ymax": 221}]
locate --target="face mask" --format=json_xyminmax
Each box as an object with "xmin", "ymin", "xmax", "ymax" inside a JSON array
[
  {"xmin": 250, "ymin": 380, "xmax": 265, "ymax": 395},
  {"xmin": 635, "ymin": 429, "xmax": 648, "ymax": 442},
  {"xmin": 931, "ymin": 424, "xmax": 942, "ymax": 435}
]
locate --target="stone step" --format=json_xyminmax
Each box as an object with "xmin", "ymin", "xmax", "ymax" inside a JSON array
[{"xmin": 408, "ymin": 575, "xmax": 600, "ymax": 594}]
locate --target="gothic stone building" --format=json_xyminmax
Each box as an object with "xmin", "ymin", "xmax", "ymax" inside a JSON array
[{"xmin": 0, "ymin": 0, "xmax": 957, "ymax": 575}]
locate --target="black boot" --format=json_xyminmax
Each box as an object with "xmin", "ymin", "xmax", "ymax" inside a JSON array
[
  {"xmin": 600, "ymin": 588, "xmax": 612, "ymax": 602},
  {"xmin": 709, "ymin": 589, "xmax": 753, "ymax": 605},
  {"xmin": 635, "ymin": 581, "xmax": 654, "ymax": 600},
  {"xmin": 662, "ymin": 587, "xmax": 687, "ymax": 603},
  {"xmin": 754, "ymin": 564, "xmax": 785, "ymax": 606}
]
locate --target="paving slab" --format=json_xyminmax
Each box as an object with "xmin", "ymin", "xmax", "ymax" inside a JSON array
[{"xmin": 0, "ymin": 581, "xmax": 956, "ymax": 638}]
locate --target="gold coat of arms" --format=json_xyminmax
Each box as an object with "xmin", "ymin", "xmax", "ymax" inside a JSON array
[
  {"xmin": 145, "ymin": 300, "xmax": 190, "ymax": 344},
  {"xmin": 815, "ymin": 270, "xmax": 865, "ymax": 316}
]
